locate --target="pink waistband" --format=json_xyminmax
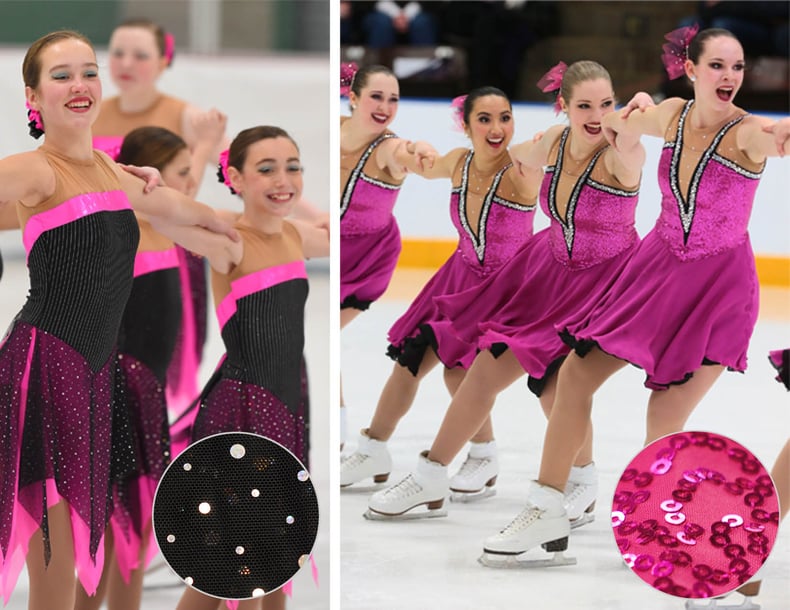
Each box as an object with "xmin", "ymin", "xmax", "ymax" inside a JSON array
[
  {"xmin": 133, "ymin": 246, "xmax": 179, "ymax": 277},
  {"xmin": 216, "ymin": 260, "xmax": 307, "ymax": 330},
  {"xmin": 23, "ymin": 190, "xmax": 132, "ymax": 261}
]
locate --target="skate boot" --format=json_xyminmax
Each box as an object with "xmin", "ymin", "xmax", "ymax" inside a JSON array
[
  {"xmin": 340, "ymin": 429, "xmax": 392, "ymax": 487},
  {"xmin": 364, "ymin": 451, "xmax": 449, "ymax": 519},
  {"xmin": 449, "ymin": 440, "xmax": 498, "ymax": 502},
  {"xmin": 684, "ymin": 580, "xmax": 761, "ymax": 610},
  {"xmin": 340, "ymin": 405, "xmax": 347, "ymax": 452},
  {"xmin": 479, "ymin": 481, "xmax": 575, "ymax": 568},
  {"xmin": 564, "ymin": 462, "xmax": 597, "ymax": 529}
]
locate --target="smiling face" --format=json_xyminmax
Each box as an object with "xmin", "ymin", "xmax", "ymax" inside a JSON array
[
  {"xmin": 687, "ymin": 35, "xmax": 744, "ymax": 107},
  {"xmin": 561, "ymin": 77, "xmax": 615, "ymax": 144},
  {"xmin": 160, "ymin": 147, "xmax": 195, "ymax": 196},
  {"xmin": 229, "ymin": 136, "xmax": 303, "ymax": 217},
  {"xmin": 464, "ymin": 94, "xmax": 514, "ymax": 156},
  {"xmin": 350, "ymin": 72, "xmax": 399, "ymax": 131},
  {"xmin": 26, "ymin": 37, "xmax": 101, "ymax": 132},
  {"xmin": 108, "ymin": 26, "xmax": 167, "ymax": 92}
]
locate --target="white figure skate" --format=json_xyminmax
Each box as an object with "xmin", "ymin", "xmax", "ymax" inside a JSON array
[
  {"xmin": 364, "ymin": 451, "xmax": 448, "ymax": 520},
  {"xmin": 479, "ymin": 481, "xmax": 576, "ymax": 568},
  {"xmin": 340, "ymin": 430, "xmax": 392, "ymax": 487},
  {"xmin": 449, "ymin": 441, "xmax": 498, "ymax": 502},
  {"xmin": 684, "ymin": 581, "xmax": 761, "ymax": 610},
  {"xmin": 564, "ymin": 462, "xmax": 597, "ymax": 529}
]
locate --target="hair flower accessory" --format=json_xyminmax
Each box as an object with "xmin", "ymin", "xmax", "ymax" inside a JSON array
[
  {"xmin": 536, "ymin": 61, "xmax": 568, "ymax": 115},
  {"xmin": 661, "ymin": 24, "xmax": 699, "ymax": 80},
  {"xmin": 340, "ymin": 62, "xmax": 358, "ymax": 97},
  {"xmin": 450, "ymin": 95, "xmax": 467, "ymax": 132},
  {"xmin": 25, "ymin": 101, "xmax": 44, "ymax": 139},
  {"xmin": 164, "ymin": 32, "xmax": 176, "ymax": 66},
  {"xmin": 216, "ymin": 149, "xmax": 236, "ymax": 194}
]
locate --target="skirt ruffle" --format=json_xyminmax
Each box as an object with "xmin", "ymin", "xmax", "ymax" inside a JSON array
[
  {"xmin": 387, "ymin": 251, "xmax": 487, "ymax": 373},
  {"xmin": 562, "ymin": 231, "xmax": 759, "ymax": 390},
  {"xmin": 341, "ymin": 218, "xmax": 401, "ymax": 310},
  {"xmin": 0, "ymin": 320, "xmax": 133, "ymax": 601},
  {"xmin": 769, "ymin": 349, "xmax": 789, "ymax": 390},
  {"xmin": 437, "ymin": 231, "xmax": 638, "ymax": 382}
]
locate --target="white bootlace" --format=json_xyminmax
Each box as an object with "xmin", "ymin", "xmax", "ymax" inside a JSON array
[
  {"xmin": 455, "ymin": 456, "xmax": 490, "ymax": 479},
  {"xmin": 564, "ymin": 482, "xmax": 586, "ymax": 504},
  {"xmin": 341, "ymin": 451, "xmax": 370, "ymax": 471},
  {"xmin": 380, "ymin": 474, "xmax": 422, "ymax": 499},
  {"xmin": 498, "ymin": 504, "xmax": 541, "ymax": 536}
]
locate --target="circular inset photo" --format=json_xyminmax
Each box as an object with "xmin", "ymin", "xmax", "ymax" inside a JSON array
[
  {"xmin": 153, "ymin": 432, "xmax": 319, "ymax": 600},
  {"xmin": 611, "ymin": 431, "xmax": 779, "ymax": 599}
]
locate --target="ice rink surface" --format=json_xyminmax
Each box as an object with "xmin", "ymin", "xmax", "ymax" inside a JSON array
[{"xmin": 341, "ymin": 270, "xmax": 790, "ymax": 610}]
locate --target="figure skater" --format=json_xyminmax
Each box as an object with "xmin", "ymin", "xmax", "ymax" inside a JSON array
[
  {"xmin": 483, "ymin": 27, "xmax": 790, "ymax": 565},
  {"xmin": 0, "ymin": 30, "xmax": 238, "ymax": 610},
  {"xmin": 339, "ymin": 63, "xmax": 437, "ymax": 446},
  {"xmin": 341, "ymin": 87, "xmax": 542, "ymax": 501},
  {"xmin": 366, "ymin": 61, "xmax": 645, "ymax": 526},
  {"xmin": 174, "ymin": 126, "xmax": 329, "ymax": 610}
]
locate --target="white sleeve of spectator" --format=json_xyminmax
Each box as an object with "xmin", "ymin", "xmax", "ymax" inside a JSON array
[
  {"xmin": 403, "ymin": 2, "xmax": 423, "ymax": 20},
  {"xmin": 375, "ymin": 1, "xmax": 402, "ymax": 19}
]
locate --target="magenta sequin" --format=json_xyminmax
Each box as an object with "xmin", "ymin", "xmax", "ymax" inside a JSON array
[
  {"xmin": 612, "ymin": 432, "xmax": 779, "ymax": 599},
  {"xmin": 562, "ymin": 101, "xmax": 763, "ymax": 389},
  {"xmin": 341, "ymin": 133, "xmax": 403, "ymax": 309},
  {"xmin": 387, "ymin": 151, "xmax": 536, "ymax": 371}
]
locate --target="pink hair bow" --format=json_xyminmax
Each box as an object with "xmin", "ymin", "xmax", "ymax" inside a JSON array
[
  {"xmin": 537, "ymin": 61, "xmax": 567, "ymax": 115},
  {"xmin": 164, "ymin": 32, "xmax": 175, "ymax": 66},
  {"xmin": 340, "ymin": 62, "xmax": 358, "ymax": 97},
  {"xmin": 450, "ymin": 95, "xmax": 467, "ymax": 132},
  {"xmin": 661, "ymin": 24, "xmax": 699, "ymax": 80},
  {"xmin": 25, "ymin": 101, "xmax": 44, "ymax": 139},
  {"xmin": 217, "ymin": 149, "xmax": 235, "ymax": 193}
]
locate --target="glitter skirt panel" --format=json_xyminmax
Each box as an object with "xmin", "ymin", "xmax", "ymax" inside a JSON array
[
  {"xmin": 0, "ymin": 320, "xmax": 129, "ymax": 600},
  {"xmin": 340, "ymin": 216, "xmax": 401, "ymax": 309},
  {"xmin": 562, "ymin": 231, "xmax": 759, "ymax": 389}
]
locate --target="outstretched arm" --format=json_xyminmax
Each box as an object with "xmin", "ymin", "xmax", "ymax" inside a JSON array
[
  {"xmin": 181, "ymin": 105, "xmax": 229, "ymax": 191},
  {"xmin": 509, "ymin": 124, "xmax": 565, "ymax": 173},
  {"xmin": 289, "ymin": 218, "xmax": 330, "ymax": 259},
  {"xmin": 375, "ymin": 137, "xmax": 441, "ymax": 179},
  {"xmin": 602, "ymin": 96, "xmax": 683, "ymax": 150},
  {"xmin": 738, "ymin": 115, "xmax": 790, "ymax": 163}
]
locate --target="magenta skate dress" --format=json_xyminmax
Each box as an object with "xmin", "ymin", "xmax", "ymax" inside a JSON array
[
  {"xmin": 0, "ymin": 148, "xmax": 139, "ymax": 600},
  {"xmin": 387, "ymin": 150, "xmax": 536, "ymax": 373},
  {"xmin": 340, "ymin": 125, "xmax": 404, "ymax": 310},
  {"xmin": 563, "ymin": 100, "xmax": 764, "ymax": 389},
  {"xmin": 438, "ymin": 128, "xmax": 640, "ymax": 394},
  {"xmin": 769, "ymin": 349, "xmax": 789, "ymax": 390},
  {"xmin": 191, "ymin": 221, "xmax": 310, "ymax": 466},
  {"xmin": 94, "ymin": 97, "xmax": 208, "ymax": 418},
  {"xmin": 110, "ymin": 220, "xmax": 181, "ymax": 580}
]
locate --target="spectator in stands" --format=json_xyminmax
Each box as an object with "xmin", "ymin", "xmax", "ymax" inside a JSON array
[{"xmin": 362, "ymin": 1, "xmax": 440, "ymax": 48}]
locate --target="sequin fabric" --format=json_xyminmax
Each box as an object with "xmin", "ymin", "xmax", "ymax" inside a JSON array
[
  {"xmin": 541, "ymin": 128, "xmax": 640, "ymax": 269},
  {"xmin": 387, "ymin": 150, "xmax": 536, "ymax": 372},
  {"xmin": 656, "ymin": 101, "xmax": 763, "ymax": 261},
  {"xmin": 341, "ymin": 133, "xmax": 403, "ymax": 308},
  {"xmin": 612, "ymin": 432, "xmax": 779, "ymax": 599}
]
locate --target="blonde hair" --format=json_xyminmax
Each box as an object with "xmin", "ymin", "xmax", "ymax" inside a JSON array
[{"xmin": 560, "ymin": 60, "xmax": 613, "ymax": 103}]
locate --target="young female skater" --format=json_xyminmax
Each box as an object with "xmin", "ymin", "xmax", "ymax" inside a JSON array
[
  {"xmin": 365, "ymin": 61, "xmax": 645, "ymax": 523},
  {"xmin": 174, "ymin": 126, "xmax": 329, "ymax": 610},
  {"xmin": 341, "ymin": 87, "xmax": 542, "ymax": 498},
  {"xmin": 71, "ymin": 127, "xmax": 200, "ymax": 610},
  {"xmin": 339, "ymin": 63, "xmax": 436, "ymax": 445},
  {"xmin": 0, "ymin": 30, "xmax": 238, "ymax": 610},
  {"xmin": 482, "ymin": 27, "xmax": 790, "ymax": 563}
]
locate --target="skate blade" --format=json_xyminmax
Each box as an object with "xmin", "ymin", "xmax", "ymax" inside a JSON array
[
  {"xmin": 569, "ymin": 511, "xmax": 595, "ymax": 530},
  {"xmin": 478, "ymin": 551, "xmax": 577, "ymax": 569},
  {"xmin": 363, "ymin": 507, "xmax": 448, "ymax": 520},
  {"xmin": 685, "ymin": 598, "xmax": 760, "ymax": 610},
  {"xmin": 450, "ymin": 487, "xmax": 497, "ymax": 503}
]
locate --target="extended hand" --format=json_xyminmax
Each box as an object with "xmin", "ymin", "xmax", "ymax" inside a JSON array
[{"xmin": 119, "ymin": 163, "xmax": 162, "ymax": 193}]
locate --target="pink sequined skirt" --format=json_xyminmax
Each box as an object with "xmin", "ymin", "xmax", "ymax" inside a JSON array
[
  {"xmin": 563, "ymin": 231, "xmax": 759, "ymax": 390},
  {"xmin": 341, "ymin": 217, "xmax": 401, "ymax": 310},
  {"xmin": 387, "ymin": 250, "xmax": 488, "ymax": 374},
  {"xmin": 0, "ymin": 320, "xmax": 129, "ymax": 601},
  {"xmin": 769, "ymin": 349, "xmax": 789, "ymax": 390},
  {"xmin": 437, "ymin": 230, "xmax": 638, "ymax": 384}
]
